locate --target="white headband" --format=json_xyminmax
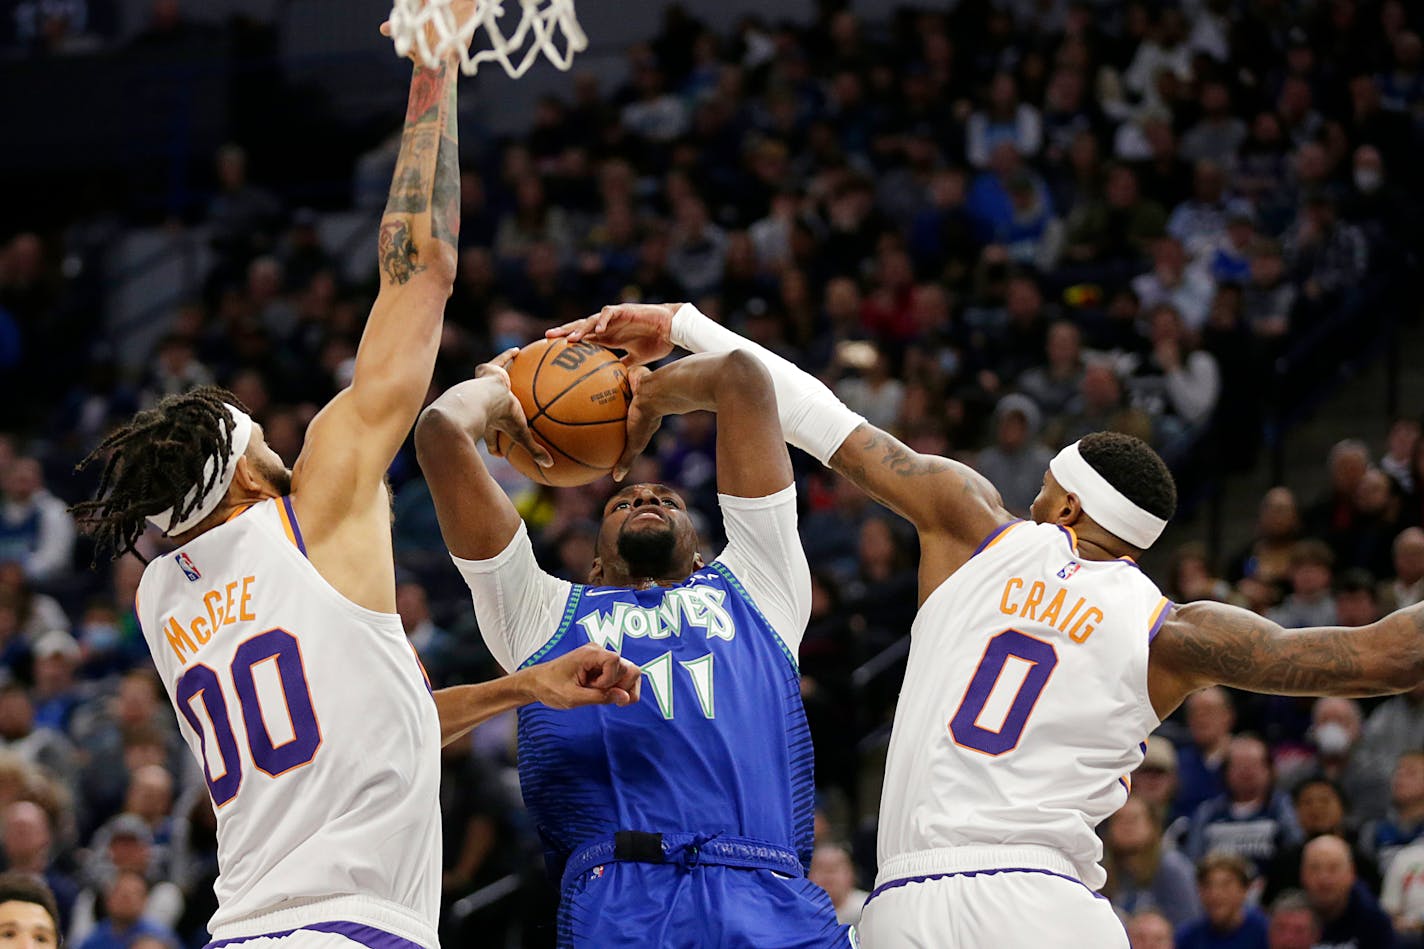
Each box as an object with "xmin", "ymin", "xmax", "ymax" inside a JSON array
[
  {"xmin": 148, "ymin": 405, "xmax": 253, "ymax": 537},
  {"xmin": 1048, "ymin": 440, "xmax": 1167, "ymax": 549}
]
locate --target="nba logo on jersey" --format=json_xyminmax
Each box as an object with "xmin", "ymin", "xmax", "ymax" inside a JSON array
[
  {"xmin": 174, "ymin": 552, "xmax": 202, "ymax": 582},
  {"xmin": 1057, "ymin": 560, "xmax": 1081, "ymax": 580}
]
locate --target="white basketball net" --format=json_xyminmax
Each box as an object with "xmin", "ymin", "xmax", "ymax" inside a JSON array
[{"xmin": 388, "ymin": 0, "xmax": 588, "ymax": 78}]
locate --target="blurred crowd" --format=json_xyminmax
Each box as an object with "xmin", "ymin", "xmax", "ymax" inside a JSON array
[{"xmin": 2, "ymin": 0, "xmax": 1424, "ymax": 945}]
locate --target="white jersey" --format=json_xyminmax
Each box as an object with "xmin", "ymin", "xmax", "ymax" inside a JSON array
[
  {"xmin": 135, "ymin": 498, "xmax": 442, "ymax": 947},
  {"xmin": 877, "ymin": 520, "xmax": 1170, "ymax": 891}
]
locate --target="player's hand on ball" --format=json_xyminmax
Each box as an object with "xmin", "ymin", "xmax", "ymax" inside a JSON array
[
  {"xmin": 534, "ymin": 643, "xmax": 642, "ymax": 710},
  {"xmin": 547, "ymin": 303, "xmax": 679, "ymax": 367},
  {"xmin": 475, "ymin": 350, "xmax": 553, "ymax": 468},
  {"xmin": 613, "ymin": 367, "xmax": 661, "ymax": 482}
]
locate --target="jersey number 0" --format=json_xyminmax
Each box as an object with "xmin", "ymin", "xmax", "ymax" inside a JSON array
[
  {"xmin": 949, "ymin": 629, "xmax": 1058, "ymax": 756},
  {"xmin": 175, "ymin": 628, "xmax": 323, "ymax": 805}
]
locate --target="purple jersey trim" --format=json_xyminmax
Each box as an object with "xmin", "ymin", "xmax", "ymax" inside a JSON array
[
  {"xmin": 206, "ymin": 921, "xmax": 426, "ymax": 949},
  {"xmin": 281, "ymin": 496, "xmax": 308, "ymax": 557},
  {"xmin": 865, "ymin": 866, "xmax": 1101, "ymax": 907},
  {"xmin": 1147, "ymin": 599, "xmax": 1174, "ymax": 642},
  {"xmin": 970, "ymin": 520, "xmax": 1024, "ymax": 558}
]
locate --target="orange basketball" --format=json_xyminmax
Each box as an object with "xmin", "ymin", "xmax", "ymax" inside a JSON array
[{"xmin": 493, "ymin": 338, "xmax": 632, "ymax": 487}]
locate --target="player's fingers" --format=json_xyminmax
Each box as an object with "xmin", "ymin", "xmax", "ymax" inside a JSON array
[
  {"xmin": 505, "ymin": 409, "xmax": 552, "ymax": 468},
  {"xmin": 614, "ymin": 660, "xmax": 642, "ymax": 700},
  {"xmin": 484, "ymin": 428, "xmax": 504, "ymax": 458},
  {"xmin": 488, "ymin": 348, "xmax": 519, "ymax": 370},
  {"xmin": 547, "ymin": 316, "xmax": 592, "ymax": 341},
  {"xmin": 379, "ymin": 19, "xmax": 392, "ymax": 37},
  {"xmin": 606, "ymin": 687, "xmax": 633, "ymax": 707},
  {"xmin": 614, "ymin": 409, "xmax": 658, "ymax": 483}
]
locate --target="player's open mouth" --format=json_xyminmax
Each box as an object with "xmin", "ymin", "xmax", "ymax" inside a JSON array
[{"xmin": 631, "ymin": 511, "xmax": 666, "ymax": 524}]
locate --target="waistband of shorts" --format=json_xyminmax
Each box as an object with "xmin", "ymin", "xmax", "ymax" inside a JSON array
[
  {"xmin": 207, "ymin": 895, "xmax": 438, "ymax": 949},
  {"xmin": 874, "ymin": 845, "xmax": 1082, "ymax": 892},
  {"xmin": 562, "ymin": 831, "xmax": 804, "ymax": 890}
]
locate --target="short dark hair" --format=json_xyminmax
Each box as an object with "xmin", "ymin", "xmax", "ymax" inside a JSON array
[
  {"xmin": 72, "ymin": 387, "xmax": 248, "ymax": 561},
  {"xmin": 1076, "ymin": 432, "xmax": 1178, "ymax": 524},
  {"xmin": 1196, "ymin": 850, "xmax": 1252, "ymax": 887},
  {"xmin": 0, "ymin": 870, "xmax": 61, "ymax": 940}
]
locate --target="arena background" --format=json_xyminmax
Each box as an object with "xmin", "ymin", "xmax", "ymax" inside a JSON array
[{"xmin": 1, "ymin": 0, "xmax": 1423, "ymax": 945}]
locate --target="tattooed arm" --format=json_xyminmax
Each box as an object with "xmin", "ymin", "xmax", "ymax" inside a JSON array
[
  {"xmin": 1148, "ymin": 600, "xmax": 1424, "ymax": 718},
  {"xmin": 288, "ymin": 58, "xmax": 462, "ymax": 612}
]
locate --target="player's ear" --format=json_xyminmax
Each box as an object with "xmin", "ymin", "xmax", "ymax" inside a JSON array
[
  {"xmin": 1059, "ymin": 491, "xmax": 1085, "ymax": 527},
  {"xmin": 692, "ymin": 551, "xmax": 704, "ymax": 569},
  {"xmin": 230, "ymin": 456, "xmax": 260, "ymax": 495},
  {"xmin": 588, "ymin": 557, "xmax": 603, "ymax": 585}
]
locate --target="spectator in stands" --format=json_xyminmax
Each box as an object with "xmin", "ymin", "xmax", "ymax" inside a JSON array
[
  {"xmin": 0, "ymin": 686, "xmax": 76, "ymax": 791},
  {"xmin": 1336, "ymin": 470, "xmax": 1405, "ymax": 578},
  {"xmin": 1335, "ymin": 569, "xmax": 1383, "ymax": 629},
  {"xmin": 1016, "ymin": 320, "xmax": 1087, "ymax": 419},
  {"xmin": 1286, "ymin": 698, "xmax": 1380, "ymax": 818},
  {"xmin": 1361, "ymin": 753, "xmax": 1424, "ymax": 877},
  {"xmin": 1180, "ymin": 82, "xmax": 1247, "ymax": 166},
  {"xmin": 1103, "ymin": 795, "xmax": 1202, "ymax": 927},
  {"xmin": 1241, "ymin": 240, "xmax": 1295, "ymax": 342},
  {"xmin": 1128, "ymin": 908, "xmax": 1176, "ymax": 949},
  {"xmin": 0, "ymin": 563, "xmax": 70, "ymax": 641},
  {"xmin": 0, "ymin": 871, "xmax": 61, "ymax": 949},
  {"xmin": 1285, "ymin": 192, "xmax": 1370, "ymax": 314},
  {"xmin": 72, "ymin": 814, "xmax": 182, "ymax": 941},
  {"xmin": 74, "ymin": 870, "xmax": 178, "ymax": 949},
  {"xmin": 0, "ymin": 459, "xmax": 76, "ymax": 585},
  {"xmin": 1126, "ymin": 303, "xmax": 1221, "ymax": 458},
  {"xmin": 1166, "ymin": 543, "xmax": 1233, "ymax": 604},
  {"xmin": 1267, "ymin": 542, "xmax": 1337, "ymax": 629},
  {"xmin": 1131, "ymin": 237, "xmax": 1216, "ymax": 332},
  {"xmin": 1176, "ymin": 688, "xmax": 1235, "ymax": 821},
  {"xmin": 1266, "ymin": 890, "xmax": 1320, "ymax": 949},
  {"xmin": 1187, "ymin": 735, "xmax": 1303, "ymax": 878},
  {"xmin": 396, "ymin": 580, "xmax": 459, "ymax": 689},
  {"xmin": 1133, "ymin": 738, "xmax": 1187, "ymax": 843},
  {"xmin": 833, "ymin": 345, "xmax": 905, "ymax": 432},
  {"xmin": 809, "ymin": 842, "xmax": 868, "ymax": 928},
  {"xmin": 1301, "ymin": 835, "xmax": 1395, "ymax": 949},
  {"xmin": 30, "ymin": 631, "xmax": 82, "ymax": 735},
  {"xmin": 1061, "ymin": 162, "xmax": 1167, "ymax": 269},
  {"xmin": 974, "ymin": 394, "xmax": 1052, "ymax": 517},
  {"xmin": 1383, "ymin": 528, "xmax": 1424, "ymax": 613},
  {"xmin": 967, "ymin": 72, "xmax": 1042, "ymax": 169},
  {"xmin": 1265, "ymin": 778, "xmax": 1378, "ymax": 904},
  {"xmin": 1307, "ymin": 440, "xmax": 1372, "ymax": 548},
  {"xmin": 1228, "ymin": 488, "xmax": 1302, "ymax": 590},
  {"xmin": 1167, "ymin": 160, "xmax": 1250, "ymax": 263},
  {"xmin": 1381, "ymin": 833, "xmax": 1424, "ymax": 944},
  {"xmin": 207, "ymin": 144, "xmax": 282, "ymax": 284},
  {"xmin": 1045, "ymin": 362, "xmax": 1154, "ymax": 449},
  {"xmin": 1382, "ymin": 418, "xmax": 1421, "ymax": 494},
  {"xmin": 2, "ymin": 800, "xmax": 78, "ymax": 929},
  {"xmin": 1176, "ymin": 851, "xmax": 1268, "ymax": 949}
]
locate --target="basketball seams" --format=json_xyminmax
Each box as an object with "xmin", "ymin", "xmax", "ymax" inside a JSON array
[{"xmin": 525, "ymin": 357, "xmax": 625, "ymax": 428}]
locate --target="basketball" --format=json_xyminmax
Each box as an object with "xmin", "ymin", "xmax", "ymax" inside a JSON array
[{"xmin": 494, "ymin": 338, "xmax": 631, "ymax": 486}]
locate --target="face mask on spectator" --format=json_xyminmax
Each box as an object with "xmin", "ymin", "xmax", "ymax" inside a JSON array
[
  {"xmin": 81, "ymin": 623, "xmax": 120, "ymax": 654},
  {"xmin": 1354, "ymin": 168, "xmax": 1383, "ymax": 194},
  {"xmin": 1313, "ymin": 721, "xmax": 1352, "ymax": 755}
]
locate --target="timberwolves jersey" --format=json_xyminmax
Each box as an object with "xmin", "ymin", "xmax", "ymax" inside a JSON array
[
  {"xmin": 135, "ymin": 498, "xmax": 442, "ymax": 947},
  {"xmin": 455, "ymin": 487, "xmax": 814, "ymax": 868},
  {"xmin": 876, "ymin": 520, "xmax": 1171, "ymax": 891}
]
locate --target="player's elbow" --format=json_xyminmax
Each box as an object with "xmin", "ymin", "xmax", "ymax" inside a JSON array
[
  {"xmin": 715, "ymin": 349, "xmax": 775, "ymax": 401},
  {"xmin": 414, "ymin": 404, "xmax": 466, "ymax": 466}
]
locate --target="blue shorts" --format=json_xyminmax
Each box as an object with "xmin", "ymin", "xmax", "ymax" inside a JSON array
[{"xmin": 558, "ymin": 861, "xmax": 855, "ymax": 948}]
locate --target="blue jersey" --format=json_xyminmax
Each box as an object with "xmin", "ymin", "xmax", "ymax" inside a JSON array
[
  {"xmin": 454, "ymin": 489, "xmax": 853, "ymax": 948},
  {"xmin": 518, "ymin": 562, "xmax": 815, "ymax": 876}
]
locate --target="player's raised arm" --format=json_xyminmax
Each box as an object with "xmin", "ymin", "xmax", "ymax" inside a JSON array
[
  {"xmin": 618, "ymin": 350, "xmax": 791, "ymax": 498},
  {"xmin": 292, "ymin": 56, "xmax": 461, "ymax": 528},
  {"xmin": 414, "ymin": 353, "xmax": 553, "ymax": 560},
  {"xmin": 1148, "ymin": 599, "xmax": 1424, "ymax": 718},
  {"xmin": 552, "ymin": 303, "xmax": 1009, "ymax": 545}
]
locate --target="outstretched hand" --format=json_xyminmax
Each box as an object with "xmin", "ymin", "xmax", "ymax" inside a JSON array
[
  {"xmin": 476, "ymin": 349, "xmax": 553, "ymax": 468},
  {"xmin": 547, "ymin": 303, "xmax": 681, "ymax": 367},
  {"xmin": 530, "ymin": 643, "xmax": 642, "ymax": 710}
]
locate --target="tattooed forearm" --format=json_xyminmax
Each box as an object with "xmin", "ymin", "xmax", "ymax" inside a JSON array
[
  {"xmin": 1157, "ymin": 600, "xmax": 1424, "ymax": 699},
  {"xmin": 379, "ymin": 220, "xmax": 424, "ymax": 285},
  {"xmin": 828, "ymin": 424, "xmax": 1004, "ymax": 526},
  {"xmin": 378, "ymin": 60, "xmax": 460, "ymax": 282}
]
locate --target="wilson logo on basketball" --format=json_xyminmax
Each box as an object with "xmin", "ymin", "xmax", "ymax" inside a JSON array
[{"xmin": 550, "ymin": 341, "xmax": 603, "ymax": 372}]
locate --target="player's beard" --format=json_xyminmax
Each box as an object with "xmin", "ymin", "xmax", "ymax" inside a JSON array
[
  {"xmin": 253, "ymin": 453, "xmax": 293, "ymax": 496},
  {"xmin": 617, "ymin": 525, "xmax": 678, "ymax": 579}
]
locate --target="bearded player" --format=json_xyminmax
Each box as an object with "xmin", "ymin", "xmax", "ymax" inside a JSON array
[
  {"xmin": 71, "ymin": 43, "xmax": 639, "ymax": 949},
  {"xmin": 552, "ymin": 302, "xmax": 1424, "ymax": 948},
  {"xmin": 415, "ymin": 349, "xmax": 853, "ymax": 947}
]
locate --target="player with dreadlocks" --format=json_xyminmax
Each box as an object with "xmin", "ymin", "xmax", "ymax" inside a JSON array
[{"xmin": 71, "ymin": 28, "xmax": 639, "ymax": 949}]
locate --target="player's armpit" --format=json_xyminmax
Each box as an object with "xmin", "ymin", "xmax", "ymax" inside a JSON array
[
  {"xmin": 1148, "ymin": 599, "xmax": 1424, "ymax": 718},
  {"xmin": 828, "ymin": 424, "xmax": 1007, "ymax": 543}
]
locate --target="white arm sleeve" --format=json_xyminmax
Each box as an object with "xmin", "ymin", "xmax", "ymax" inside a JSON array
[
  {"xmin": 451, "ymin": 522, "xmax": 574, "ymax": 673},
  {"xmin": 713, "ymin": 485, "xmax": 811, "ymax": 656},
  {"xmin": 669, "ymin": 303, "xmax": 865, "ymax": 465}
]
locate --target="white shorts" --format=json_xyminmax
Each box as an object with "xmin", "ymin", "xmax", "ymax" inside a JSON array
[{"xmin": 858, "ymin": 869, "xmax": 1128, "ymax": 949}]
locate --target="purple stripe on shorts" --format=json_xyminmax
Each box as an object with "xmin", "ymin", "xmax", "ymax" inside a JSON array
[
  {"xmin": 206, "ymin": 921, "xmax": 426, "ymax": 949},
  {"xmin": 865, "ymin": 866, "xmax": 1103, "ymax": 907}
]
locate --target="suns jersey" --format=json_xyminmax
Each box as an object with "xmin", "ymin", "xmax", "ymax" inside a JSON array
[
  {"xmin": 135, "ymin": 498, "xmax": 442, "ymax": 947},
  {"xmin": 877, "ymin": 520, "xmax": 1171, "ymax": 891}
]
